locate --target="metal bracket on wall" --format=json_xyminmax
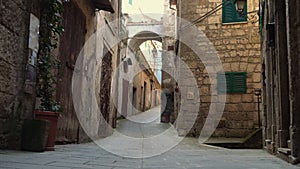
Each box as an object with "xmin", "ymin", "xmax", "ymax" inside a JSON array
[{"xmin": 247, "ymin": 10, "xmax": 260, "ymax": 24}]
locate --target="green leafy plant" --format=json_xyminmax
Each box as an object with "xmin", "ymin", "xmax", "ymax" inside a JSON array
[{"xmin": 37, "ymin": 0, "xmax": 64, "ymax": 112}]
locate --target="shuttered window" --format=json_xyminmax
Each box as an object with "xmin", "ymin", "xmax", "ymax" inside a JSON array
[
  {"xmin": 217, "ymin": 72, "xmax": 247, "ymax": 93},
  {"xmin": 222, "ymin": 0, "xmax": 247, "ymax": 23}
]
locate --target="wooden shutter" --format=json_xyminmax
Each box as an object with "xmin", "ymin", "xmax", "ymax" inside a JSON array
[
  {"xmin": 231, "ymin": 72, "xmax": 247, "ymax": 93},
  {"xmin": 217, "ymin": 72, "xmax": 230, "ymax": 93},
  {"xmin": 222, "ymin": 0, "xmax": 247, "ymax": 23},
  {"xmin": 217, "ymin": 72, "xmax": 247, "ymax": 93}
]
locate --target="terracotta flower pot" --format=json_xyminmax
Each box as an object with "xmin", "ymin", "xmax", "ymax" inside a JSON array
[{"xmin": 35, "ymin": 111, "xmax": 59, "ymax": 151}]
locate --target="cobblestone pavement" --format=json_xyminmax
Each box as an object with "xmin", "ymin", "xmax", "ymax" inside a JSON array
[{"xmin": 0, "ymin": 107, "xmax": 299, "ymax": 169}]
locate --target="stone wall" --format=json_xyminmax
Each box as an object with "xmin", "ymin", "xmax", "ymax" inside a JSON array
[
  {"xmin": 0, "ymin": 0, "xmax": 40, "ymax": 149},
  {"xmin": 72, "ymin": 0, "xmax": 121, "ymax": 140},
  {"xmin": 262, "ymin": 0, "xmax": 300, "ymax": 164},
  {"xmin": 177, "ymin": 0, "xmax": 261, "ymax": 138},
  {"xmin": 0, "ymin": 0, "xmax": 121, "ymax": 148},
  {"xmin": 161, "ymin": 0, "xmax": 177, "ymax": 122}
]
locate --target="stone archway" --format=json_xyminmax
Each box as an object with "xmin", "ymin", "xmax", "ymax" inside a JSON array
[{"xmin": 124, "ymin": 24, "xmax": 176, "ymax": 123}]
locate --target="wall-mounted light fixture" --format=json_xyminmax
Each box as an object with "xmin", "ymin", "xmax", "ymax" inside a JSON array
[
  {"xmin": 124, "ymin": 58, "xmax": 132, "ymax": 65},
  {"xmin": 123, "ymin": 58, "xmax": 133, "ymax": 73},
  {"xmin": 235, "ymin": 0, "xmax": 246, "ymax": 15},
  {"xmin": 234, "ymin": 0, "xmax": 260, "ymax": 24}
]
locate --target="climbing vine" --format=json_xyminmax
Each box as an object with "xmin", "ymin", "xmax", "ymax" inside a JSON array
[{"xmin": 37, "ymin": 0, "xmax": 64, "ymax": 112}]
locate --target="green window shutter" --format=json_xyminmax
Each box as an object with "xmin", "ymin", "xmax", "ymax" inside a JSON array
[
  {"xmin": 217, "ymin": 72, "xmax": 247, "ymax": 93},
  {"xmin": 231, "ymin": 72, "xmax": 247, "ymax": 93},
  {"xmin": 217, "ymin": 73, "xmax": 226, "ymax": 93},
  {"xmin": 222, "ymin": 0, "xmax": 247, "ymax": 23},
  {"xmin": 217, "ymin": 73, "xmax": 230, "ymax": 93}
]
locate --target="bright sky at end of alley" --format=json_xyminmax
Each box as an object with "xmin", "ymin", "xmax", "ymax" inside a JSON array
[{"xmin": 122, "ymin": 0, "xmax": 164, "ymax": 15}]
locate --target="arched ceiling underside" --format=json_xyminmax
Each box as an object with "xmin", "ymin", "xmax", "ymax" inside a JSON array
[{"xmin": 128, "ymin": 31, "xmax": 162, "ymax": 51}]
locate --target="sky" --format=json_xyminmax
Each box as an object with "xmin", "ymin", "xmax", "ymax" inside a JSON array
[
  {"xmin": 122, "ymin": 0, "xmax": 164, "ymax": 83},
  {"xmin": 122, "ymin": 0, "xmax": 164, "ymax": 17}
]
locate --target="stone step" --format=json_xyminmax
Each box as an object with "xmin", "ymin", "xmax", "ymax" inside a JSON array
[
  {"xmin": 204, "ymin": 128, "xmax": 262, "ymax": 149},
  {"xmin": 278, "ymin": 148, "xmax": 291, "ymax": 155}
]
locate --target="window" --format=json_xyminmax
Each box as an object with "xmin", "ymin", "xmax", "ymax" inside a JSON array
[
  {"xmin": 217, "ymin": 72, "xmax": 247, "ymax": 93},
  {"xmin": 222, "ymin": 0, "xmax": 247, "ymax": 24}
]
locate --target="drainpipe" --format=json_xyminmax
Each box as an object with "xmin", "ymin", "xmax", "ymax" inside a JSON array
[{"xmin": 254, "ymin": 89, "xmax": 262, "ymax": 128}]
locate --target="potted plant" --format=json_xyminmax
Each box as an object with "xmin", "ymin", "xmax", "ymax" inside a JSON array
[{"xmin": 35, "ymin": 0, "xmax": 64, "ymax": 151}]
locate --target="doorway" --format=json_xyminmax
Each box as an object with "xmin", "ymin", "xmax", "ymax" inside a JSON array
[
  {"xmin": 121, "ymin": 80, "xmax": 129, "ymax": 118},
  {"xmin": 132, "ymin": 87, "xmax": 137, "ymax": 115},
  {"xmin": 98, "ymin": 46, "xmax": 113, "ymax": 137},
  {"xmin": 143, "ymin": 82, "xmax": 147, "ymax": 111}
]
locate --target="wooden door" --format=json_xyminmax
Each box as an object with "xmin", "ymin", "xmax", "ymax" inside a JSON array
[
  {"xmin": 98, "ymin": 46, "xmax": 113, "ymax": 137},
  {"xmin": 121, "ymin": 80, "xmax": 129, "ymax": 117},
  {"xmin": 56, "ymin": 1, "xmax": 86, "ymax": 143}
]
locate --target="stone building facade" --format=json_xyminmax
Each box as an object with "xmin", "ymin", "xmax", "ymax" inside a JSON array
[
  {"xmin": 160, "ymin": 0, "xmax": 178, "ymax": 123},
  {"xmin": 118, "ymin": 17, "xmax": 162, "ymax": 118},
  {"xmin": 118, "ymin": 47, "xmax": 161, "ymax": 118},
  {"xmin": 0, "ymin": 0, "xmax": 42, "ymax": 149},
  {"xmin": 175, "ymin": 0, "xmax": 262, "ymax": 139},
  {"xmin": 261, "ymin": 0, "xmax": 300, "ymax": 164},
  {"xmin": 56, "ymin": 0, "xmax": 121, "ymax": 142},
  {"xmin": 0, "ymin": 0, "xmax": 121, "ymax": 149}
]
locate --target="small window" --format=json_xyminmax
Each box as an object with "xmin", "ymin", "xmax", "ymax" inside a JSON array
[
  {"xmin": 217, "ymin": 72, "xmax": 247, "ymax": 93},
  {"xmin": 222, "ymin": 0, "xmax": 247, "ymax": 24}
]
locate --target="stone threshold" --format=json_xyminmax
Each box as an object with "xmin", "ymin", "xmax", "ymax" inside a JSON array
[{"xmin": 277, "ymin": 148, "xmax": 291, "ymax": 155}]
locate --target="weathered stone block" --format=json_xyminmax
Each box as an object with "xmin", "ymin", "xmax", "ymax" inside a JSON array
[
  {"xmin": 231, "ymin": 63, "xmax": 240, "ymax": 71},
  {"xmin": 247, "ymin": 64, "xmax": 257, "ymax": 72},
  {"xmin": 0, "ymin": 134, "xmax": 8, "ymax": 149},
  {"xmin": 200, "ymin": 95, "xmax": 211, "ymax": 103},
  {"xmin": 212, "ymin": 128, "xmax": 227, "ymax": 137},
  {"xmin": 242, "ymin": 94, "xmax": 254, "ymax": 102},
  {"xmin": 226, "ymin": 129, "xmax": 251, "ymax": 138},
  {"xmin": 225, "ymin": 112, "xmax": 248, "ymax": 121},
  {"xmin": 200, "ymin": 86, "xmax": 210, "ymax": 95},
  {"xmin": 224, "ymin": 104, "xmax": 239, "ymax": 112},
  {"xmin": 230, "ymin": 95, "xmax": 242, "ymax": 103},
  {"xmin": 0, "ymin": 119, "xmax": 10, "ymax": 134},
  {"xmin": 253, "ymin": 73, "xmax": 261, "ymax": 83},
  {"xmin": 248, "ymin": 57, "xmax": 261, "ymax": 63},
  {"xmin": 239, "ymin": 63, "xmax": 248, "ymax": 71},
  {"xmin": 239, "ymin": 103, "xmax": 256, "ymax": 112},
  {"xmin": 1, "ymin": 1, "xmax": 27, "ymax": 36}
]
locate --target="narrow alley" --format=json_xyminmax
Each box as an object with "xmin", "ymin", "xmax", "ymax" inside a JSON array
[
  {"xmin": 0, "ymin": 107, "xmax": 298, "ymax": 169},
  {"xmin": 1, "ymin": 0, "xmax": 300, "ymax": 168}
]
